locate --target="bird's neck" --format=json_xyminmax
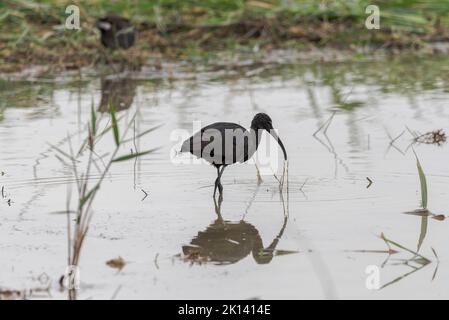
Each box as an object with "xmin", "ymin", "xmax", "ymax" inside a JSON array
[{"xmin": 249, "ymin": 128, "xmax": 263, "ymax": 149}]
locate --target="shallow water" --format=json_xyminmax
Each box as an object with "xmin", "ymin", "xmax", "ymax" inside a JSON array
[{"xmin": 1, "ymin": 53, "xmax": 449, "ymax": 299}]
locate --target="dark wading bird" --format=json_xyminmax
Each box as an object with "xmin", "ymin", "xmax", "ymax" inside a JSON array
[
  {"xmin": 180, "ymin": 113, "xmax": 287, "ymax": 198},
  {"xmin": 96, "ymin": 14, "xmax": 136, "ymax": 49}
]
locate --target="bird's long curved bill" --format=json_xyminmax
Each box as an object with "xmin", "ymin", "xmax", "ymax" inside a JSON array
[{"xmin": 269, "ymin": 130, "xmax": 288, "ymax": 161}]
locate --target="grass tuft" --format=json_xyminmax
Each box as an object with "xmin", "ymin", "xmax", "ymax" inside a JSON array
[{"xmin": 55, "ymin": 105, "xmax": 159, "ymax": 299}]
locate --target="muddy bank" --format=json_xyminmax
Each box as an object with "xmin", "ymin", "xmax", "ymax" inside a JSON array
[
  {"xmin": 2, "ymin": 0, "xmax": 449, "ymax": 73},
  {"xmin": 3, "ymin": 43, "xmax": 449, "ymax": 84}
]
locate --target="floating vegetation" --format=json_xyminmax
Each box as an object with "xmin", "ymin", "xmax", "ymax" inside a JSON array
[
  {"xmin": 414, "ymin": 129, "xmax": 447, "ymax": 146},
  {"xmin": 431, "ymin": 214, "xmax": 446, "ymax": 221},
  {"xmin": 406, "ymin": 128, "xmax": 447, "ymax": 151},
  {"xmin": 388, "ymin": 127, "xmax": 447, "ymax": 154},
  {"xmin": 106, "ymin": 256, "xmax": 126, "ymax": 271},
  {"xmin": 0, "ymin": 288, "xmax": 25, "ymax": 300}
]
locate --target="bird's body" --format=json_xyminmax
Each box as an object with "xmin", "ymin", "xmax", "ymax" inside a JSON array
[
  {"xmin": 180, "ymin": 113, "xmax": 287, "ymax": 198},
  {"xmin": 96, "ymin": 14, "xmax": 136, "ymax": 49},
  {"xmin": 181, "ymin": 122, "xmax": 257, "ymax": 165}
]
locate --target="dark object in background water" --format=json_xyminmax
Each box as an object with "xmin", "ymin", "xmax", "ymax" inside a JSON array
[
  {"xmin": 0, "ymin": 288, "xmax": 24, "ymax": 300},
  {"xmin": 96, "ymin": 15, "xmax": 136, "ymax": 49},
  {"xmin": 414, "ymin": 129, "xmax": 446, "ymax": 146},
  {"xmin": 98, "ymin": 77, "xmax": 137, "ymax": 113},
  {"xmin": 106, "ymin": 256, "xmax": 126, "ymax": 271},
  {"xmin": 181, "ymin": 216, "xmax": 290, "ymax": 265},
  {"xmin": 180, "ymin": 113, "xmax": 287, "ymax": 198}
]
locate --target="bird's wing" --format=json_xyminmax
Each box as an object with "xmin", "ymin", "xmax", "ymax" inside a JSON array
[
  {"xmin": 180, "ymin": 129, "xmax": 203, "ymax": 158},
  {"xmin": 217, "ymin": 123, "xmax": 256, "ymax": 163},
  {"xmin": 180, "ymin": 122, "xmax": 253, "ymax": 165},
  {"xmin": 180, "ymin": 126, "xmax": 217, "ymax": 159}
]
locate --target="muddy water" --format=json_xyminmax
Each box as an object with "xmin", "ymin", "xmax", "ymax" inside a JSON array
[{"xmin": 1, "ymin": 54, "xmax": 449, "ymax": 299}]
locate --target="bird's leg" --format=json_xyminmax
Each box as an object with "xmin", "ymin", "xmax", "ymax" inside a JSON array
[
  {"xmin": 213, "ymin": 166, "xmax": 220, "ymax": 198},
  {"xmin": 254, "ymin": 162, "xmax": 263, "ymax": 185},
  {"xmin": 217, "ymin": 165, "xmax": 226, "ymax": 196},
  {"xmin": 218, "ymin": 180, "xmax": 223, "ymax": 195},
  {"xmin": 213, "ymin": 194, "xmax": 223, "ymax": 220}
]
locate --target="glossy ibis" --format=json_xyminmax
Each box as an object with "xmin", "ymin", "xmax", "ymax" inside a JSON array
[
  {"xmin": 96, "ymin": 14, "xmax": 136, "ymax": 49},
  {"xmin": 180, "ymin": 113, "xmax": 287, "ymax": 197}
]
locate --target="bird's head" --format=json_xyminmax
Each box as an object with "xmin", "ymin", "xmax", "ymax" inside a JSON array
[
  {"xmin": 251, "ymin": 113, "xmax": 273, "ymax": 131},
  {"xmin": 96, "ymin": 17, "xmax": 112, "ymax": 32},
  {"xmin": 251, "ymin": 113, "xmax": 287, "ymax": 160}
]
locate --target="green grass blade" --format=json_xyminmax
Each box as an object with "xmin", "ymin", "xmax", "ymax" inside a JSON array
[
  {"xmin": 91, "ymin": 101, "xmax": 96, "ymax": 136},
  {"xmin": 109, "ymin": 102, "xmax": 120, "ymax": 147},
  {"xmin": 417, "ymin": 216, "xmax": 428, "ymax": 252},
  {"xmin": 413, "ymin": 150, "xmax": 428, "ymax": 209},
  {"xmin": 79, "ymin": 186, "xmax": 99, "ymax": 210},
  {"xmin": 112, "ymin": 147, "xmax": 160, "ymax": 162}
]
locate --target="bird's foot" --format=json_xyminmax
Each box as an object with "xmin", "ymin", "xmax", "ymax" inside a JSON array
[
  {"xmin": 212, "ymin": 185, "xmax": 223, "ymax": 202},
  {"xmin": 213, "ymin": 178, "xmax": 219, "ymax": 198}
]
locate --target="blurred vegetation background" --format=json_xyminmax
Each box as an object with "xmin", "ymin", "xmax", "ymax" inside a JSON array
[{"xmin": 1, "ymin": 0, "xmax": 448, "ymax": 72}]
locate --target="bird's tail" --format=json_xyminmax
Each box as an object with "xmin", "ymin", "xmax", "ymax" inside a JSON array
[{"xmin": 179, "ymin": 137, "xmax": 192, "ymax": 154}]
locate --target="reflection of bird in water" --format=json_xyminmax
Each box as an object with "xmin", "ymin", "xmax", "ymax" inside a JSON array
[
  {"xmin": 96, "ymin": 14, "xmax": 136, "ymax": 50},
  {"xmin": 98, "ymin": 77, "xmax": 137, "ymax": 113},
  {"xmin": 181, "ymin": 197, "xmax": 292, "ymax": 265}
]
